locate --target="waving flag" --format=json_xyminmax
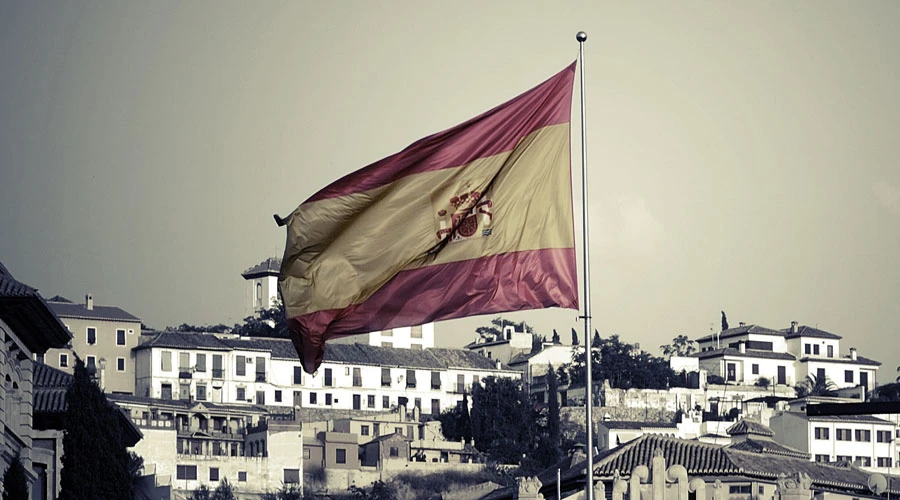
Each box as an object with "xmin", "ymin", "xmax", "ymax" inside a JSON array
[{"xmin": 278, "ymin": 62, "xmax": 579, "ymax": 373}]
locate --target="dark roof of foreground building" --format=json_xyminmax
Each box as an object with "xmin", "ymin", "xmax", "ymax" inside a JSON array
[
  {"xmin": 0, "ymin": 262, "xmax": 71, "ymax": 352},
  {"xmin": 480, "ymin": 434, "xmax": 898, "ymax": 500},
  {"xmin": 696, "ymin": 324, "xmax": 784, "ymax": 343},
  {"xmin": 727, "ymin": 438, "xmax": 810, "ymax": 460},
  {"xmin": 598, "ymin": 421, "xmax": 677, "ymax": 430},
  {"xmin": 726, "ymin": 418, "xmax": 774, "ymax": 437},
  {"xmin": 135, "ymin": 332, "xmax": 513, "ymax": 371},
  {"xmin": 691, "ymin": 348, "xmax": 796, "ymax": 361},
  {"xmin": 241, "ymin": 257, "xmax": 282, "ymax": 279},
  {"xmin": 48, "ymin": 298, "xmax": 140, "ymax": 322}
]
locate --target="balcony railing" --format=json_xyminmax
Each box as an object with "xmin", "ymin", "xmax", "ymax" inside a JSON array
[
  {"xmin": 255, "ymin": 373, "xmax": 267, "ymax": 383},
  {"xmin": 178, "ymin": 371, "xmax": 192, "ymax": 379}
]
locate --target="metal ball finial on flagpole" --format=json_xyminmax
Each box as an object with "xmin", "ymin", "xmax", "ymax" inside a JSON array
[{"xmin": 576, "ymin": 29, "xmax": 595, "ymax": 500}]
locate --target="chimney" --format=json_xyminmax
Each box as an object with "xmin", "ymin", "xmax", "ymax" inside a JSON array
[
  {"xmin": 739, "ymin": 341, "xmax": 746, "ymax": 353},
  {"xmin": 790, "ymin": 321, "xmax": 798, "ymax": 334},
  {"xmin": 85, "ymin": 293, "xmax": 94, "ymax": 310},
  {"xmin": 496, "ymin": 360, "xmax": 502, "ymax": 370},
  {"xmin": 739, "ymin": 322, "xmax": 746, "ymax": 327},
  {"xmin": 850, "ymin": 347, "xmax": 857, "ymax": 360}
]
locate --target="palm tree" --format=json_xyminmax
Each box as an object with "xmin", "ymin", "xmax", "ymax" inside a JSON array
[{"xmin": 794, "ymin": 373, "xmax": 838, "ymax": 398}]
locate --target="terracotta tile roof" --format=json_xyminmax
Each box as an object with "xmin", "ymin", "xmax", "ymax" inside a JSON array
[
  {"xmin": 692, "ymin": 348, "xmax": 796, "ymax": 361},
  {"xmin": 599, "ymin": 421, "xmax": 677, "ymax": 430},
  {"xmin": 726, "ymin": 419, "xmax": 774, "ymax": 437},
  {"xmin": 795, "ymin": 355, "xmax": 881, "ymax": 367},
  {"xmin": 48, "ymin": 300, "xmax": 141, "ymax": 322},
  {"xmin": 696, "ymin": 325, "xmax": 784, "ymax": 343},
  {"xmin": 33, "ymin": 363, "xmax": 73, "ymax": 415},
  {"xmin": 108, "ymin": 393, "xmax": 271, "ymax": 414},
  {"xmin": 0, "ymin": 262, "xmax": 72, "ymax": 352},
  {"xmin": 481, "ymin": 434, "xmax": 900, "ymax": 500},
  {"xmin": 783, "ymin": 325, "xmax": 841, "ymax": 340},
  {"xmin": 726, "ymin": 438, "xmax": 810, "ymax": 460},
  {"xmin": 134, "ymin": 332, "xmax": 512, "ymax": 371},
  {"xmin": 241, "ymin": 257, "xmax": 281, "ymax": 279}
]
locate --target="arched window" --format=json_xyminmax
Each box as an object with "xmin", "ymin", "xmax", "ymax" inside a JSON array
[{"xmin": 256, "ymin": 283, "xmax": 263, "ymax": 306}]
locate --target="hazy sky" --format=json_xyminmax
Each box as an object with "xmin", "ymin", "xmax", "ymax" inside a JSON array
[{"xmin": 2, "ymin": 2, "xmax": 899, "ymax": 374}]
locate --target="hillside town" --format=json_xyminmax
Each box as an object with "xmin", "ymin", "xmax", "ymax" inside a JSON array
[{"xmin": 2, "ymin": 257, "xmax": 899, "ymax": 500}]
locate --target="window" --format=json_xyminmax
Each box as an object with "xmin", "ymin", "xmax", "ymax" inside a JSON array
[
  {"xmin": 283, "ymin": 469, "xmax": 300, "ymax": 484},
  {"xmin": 325, "ymin": 393, "xmax": 332, "ymax": 406},
  {"xmin": 176, "ymin": 465, "xmax": 197, "ymax": 480},
  {"xmin": 255, "ymin": 357, "xmax": 266, "ymax": 382},
  {"xmin": 212, "ymin": 354, "xmax": 223, "ymax": 378},
  {"xmin": 804, "ymin": 344, "xmax": 811, "ymax": 355},
  {"xmin": 836, "ymin": 428, "xmax": 852, "ymax": 441},
  {"xmin": 845, "ymin": 370, "xmax": 854, "ymax": 383},
  {"xmin": 390, "ymin": 446, "xmax": 399, "ymax": 457},
  {"xmin": 856, "ymin": 456, "xmax": 872, "ymax": 466},
  {"xmin": 414, "ymin": 398, "xmax": 421, "ymax": 410},
  {"xmin": 456, "ymin": 374, "xmax": 465, "ymax": 393},
  {"xmin": 256, "ymin": 282, "xmax": 262, "ymax": 306},
  {"xmin": 257, "ymin": 391, "xmax": 265, "ymax": 405},
  {"xmin": 209, "ymin": 467, "xmax": 219, "ymax": 481},
  {"xmin": 179, "ymin": 383, "xmax": 190, "ymax": 400},
  {"xmin": 878, "ymin": 457, "xmax": 893, "ymax": 467},
  {"xmin": 116, "ymin": 329, "xmax": 126, "ymax": 346},
  {"xmin": 161, "ymin": 351, "xmax": 172, "ymax": 371},
  {"xmin": 729, "ymin": 486, "xmax": 751, "ymax": 494},
  {"xmin": 310, "ymin": 392, "xmax": 317, "ymax": 404},
  {"xmin": 374, "ymin": 423, "xmax": 380, "ymax": 436},
  {"xmin": 877, "ymin": 430, "xmax": 892, "ymax": 442},
  {"xmin": 381, "ymin": 368, "xmax": 391, "ymax": 387},
  {"xmin": 59, "ymin": 354, "xmax": 69, "ymax": 368},
  {"xmin": 431, "ymin": 371, "xmax": 441, "ymax": 389},
  {"xmin": 303, "ymin": 448, "xmax": 310, "ymax": 459},
  {"xmin": 406, "ymin": 369, "xmax": 417, "ymax": 388},
  {"xmin": 353, "ymin": 367, "xmax": 362, "ymax": 387},
  {"xmin": 294, "ymin": 366, "xmax": 303, "ymax": 385},
  {"xmin": 367, "ymin": 395, "xmax": 375, "ymax": 408},
  {"xmin": 751, "ymin": 364, "xmax": 759, "ymax": 375},
  {"xmin": 293, "ymin": 390, "xmax": 302, "ymax": 406},
  {"xmin": 335, "ymin": 448, "xmax": 346, "ymax": 464},
  {"xmin": 179, "ymin": 352, "xmax": 190, "ymax": 375},
  {"xmin": 236, "ymin": 356, "xmax": 246, "ymax": 376},
  {"xmin": 836, "ymin": 455, "xmax": 852, "ymax": 463},
  {"xmin": 161, "ymin": 383, "xmax": 172, "ymax": 400},
  {"xmin": 815, "ymin": 454, "xmax": 830, "ymax": 463},
  {"xmin": 855, "ymin": 429, "xmax": 871, "ymax": 442},
  {"xmin": 275, "ymin": 390, "xmax": 282, "ymax": 403},
  {"xmin": 411, "ymin": 325, "xmax": 423, "ymax": 338},
  {"xmin": 814, "ymin": 427, "xmax": 830, "ymax": 440},
  {"xmin": 236, "ymin": 387, "xmax": 246, "ymax": 401},
  {"xmin": 382, "ymin": 328, "xmax": 392, "ymax": 337},
  {"xmin": 431, "ymin": 399, "xmax": 440, "ymax": 414},
  {"xmin": 324, "ymin": 368, "xmax": 333, "ymax": 387},
  {"xmin": 86, "ymin": 356, "xmax": 96, "ymax": 372},
  {"xmin": 383, "ymin": 342, "xmax": 393, "ymax": 348},
  {"xmin": 410, "ymin": 343, "xmax": 423, "ymax": 350},
  {"xmin": 87, "ymin": 327, "xmax": 97, "ymax": 345},
  {"xmin": 827, "ymin": 345, "xmax": 834, "ymax": 358},
  {"xmin": 383, "ymin": 396, "xmax": 389, "ymax": 409},
  {"xmin": 195, "ymin": 354, "xmax": 206, "ymax": 373},
  {"xmin": 816, "ymin": 368, "xmax": 825, "ymax": 380},
  {"xmin": 196, "ymin": 384, "xmax": 207, "ymax": 401},
  {"xmin": 361, "ymin": 425, "xmax": 370, "ymax": 436},
  {"xmin": 813, "ymin": 345, "xmax": 820, "ymax": 355},
  {"xmin": 238, "ymin": 471, "xmax": 247, "ymax": 482}
]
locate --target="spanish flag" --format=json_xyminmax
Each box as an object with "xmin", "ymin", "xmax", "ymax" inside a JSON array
[{"xmin": 278, "ymin": 62, "xmax": 579, "ymax": 373}]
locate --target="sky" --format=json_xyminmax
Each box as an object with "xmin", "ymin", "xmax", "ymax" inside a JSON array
[{"xmin": 2, "ymin": 2, "xmax": 899, "ymax": 375}]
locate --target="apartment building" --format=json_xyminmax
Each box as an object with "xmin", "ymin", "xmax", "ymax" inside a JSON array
[
  {"xmin": 769, "ymin": 410, "xmax": 898, "ymax": 472},
  {"xmin": 45, "ymin": 294, "xmax": 142, "ymax": 394},
  {"xmin": 133, "ymin": 331, "xmax": 520, "ymax": 414},
  {"xmin": 693, "ymin": 321, "xmax": 880, "ymax": 391}
]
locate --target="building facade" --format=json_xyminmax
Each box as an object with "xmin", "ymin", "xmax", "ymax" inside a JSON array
[
  {"xmin": 44, "ymin": 294, "xmax": 142, "ymax": 394},
  {"xmin": 693, "ymin": 322, "xmax": 880, "ymax": 392},
  {"xmin": 133, "ymin": 331, "xmax": 521, "ymax": 415}
]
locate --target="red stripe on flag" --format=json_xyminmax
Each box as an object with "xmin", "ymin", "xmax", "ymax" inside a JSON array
[
  {"xmin": 287, "ymin": 247, "xmax": 577, "ymax": 373},
  {"xmin": 306, "ymin": 62, "xmax": 576, "ymax": 203}
]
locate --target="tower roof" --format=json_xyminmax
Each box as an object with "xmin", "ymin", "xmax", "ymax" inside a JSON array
[{"xmin": 242, "ymin": 257, "xmax": 282, "ymax": 279}]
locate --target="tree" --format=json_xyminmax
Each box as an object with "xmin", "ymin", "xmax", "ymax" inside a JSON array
[
  {"xmin": 475, "ymin": 317, "xmax": 534, "ymax": 341},
  {"xmin": 551, "ymin": 329, "xmax": 560, "ymax": 344},
  {"xmin": 872, "ymin": 382, "xmax": 900, "ymax": 401},
  {"xmin": 546, "ymin": 364, "xmax": 561, "ymax": 453},
  {"xmin": 437, "ymin": 392, "xmax": 471, "ymax": 443},
  {"xmin": 571, "ymin": 328, "xmax": 579, "ymax": 346},
  {"xmin": 721, "ymin": 311, "xmax": 729, "ymax": 331},
  {"xmin": 232, "ymin": 300, "xmax": 289, "ymax": 338},
  {"xmin": 211, "ymin": 478, "xmax": 236, "ymax": 500},
  {"xmin": 530, "ymin": 334, "xmax": 545, "ymax": 354},
  {"xmin": 794, "ymin": 374, "xmax": 838, "ymax": 398},
  {"xmin": 659, "ymin": 334, "xmax": 697, "ymax": 358},
  {"xmin": 166, "ymin": 322, "xmax": 230, "ymax": 333},
  {"xmin": 188, "ymin": 485, "xmax": 212, "ymax": 500},
  {"xmin": 568, "ymin": 334, "xmax": 678, "ymax": 390},
  {"xmin": 59, "ymin": 359, "xmax": 136, "ymax": 500},
  {"xmin": 348, "ymin": 480, "xmax": 397, "ymax": 500},
  {"xmin": 592, "ymin": 330, "xmax": 601, "ymax": 348},
  {"xmin": 470, "ymin": 377, "xmax": 534, "ymax": 464},
  {"xmin": 3, "ymin": 454, "xmax": 28, "ymax": 500},
  {"xmin": 755, "ymin": 376, "xmax": 771, "ymax": 389}
]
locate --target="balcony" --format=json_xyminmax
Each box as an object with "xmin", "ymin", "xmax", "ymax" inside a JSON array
[
  {"xmin": 178, "ymin": 371, "xmax": 193, "ymax": 380},
  {"xmin": 255, "ymin": 373, "xmax": 267, "ymax": 383},
  {"xmin": 212, "ymin": 369, "xmax": 224, "ymax": 379}
]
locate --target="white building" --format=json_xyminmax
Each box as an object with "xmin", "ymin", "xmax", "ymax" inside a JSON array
[
  {"xmin": 241, "ymin": 258, "xmax": 281, "ymax": 317},
  {"xmin": 133, "ymin": 331, "xmax": 520, "ymax": 415},
  {"xmin": 111, "ymin": 394, "xmax": 302, "ymax": 499},
  {"xmin": 693, "ymin": 321, "xmax": 880, "ymax": 391},
  {"xmin": 769, "ymin": 410, "xmax": 898, "ymax": 472},
  {"xmin": 463, "ymin": 324, "xmax": 533, "ymax": 364}
]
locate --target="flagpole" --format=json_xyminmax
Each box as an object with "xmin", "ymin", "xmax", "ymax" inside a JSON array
[{"xmin": 576, "ymin": 30, "xmax": 595, "ymax": 500}]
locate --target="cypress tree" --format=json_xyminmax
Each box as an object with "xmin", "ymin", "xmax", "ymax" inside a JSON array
[
  {"xmin": 2, "ymin": 454, "xmax": 29, "ymax": 500},
  {"xmin": 59, "ymin": 359, "xmax": 134, "ymax": 500}
]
